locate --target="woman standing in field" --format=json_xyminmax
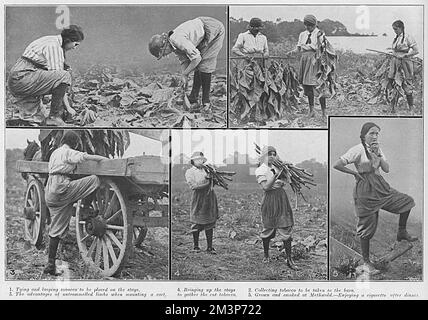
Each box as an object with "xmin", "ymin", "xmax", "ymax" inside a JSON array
[
  {"xmin": 255, "ymin": 146, "xmax": 297, "ymax": 269},
  {"xmin": 287, "ymin": 15, "xmax": 327, "ymax": 119},
  {"xmin": 185, "ymin": 151, "xmax": 219, "ymax": 254},
  {"xmin": 387, "ymin": 20, "xmax": 419, "ymax": 113},
  {"xmin": 8, "ymin": 25, "xmax": 83, "ymax": 126},
  {"xmin": 333, "ymin": 122, "xmax": 417, "ymax": 275},
  {"xmin": 43, "ymin": 131, "xmax": 108, "ymax": 276}
]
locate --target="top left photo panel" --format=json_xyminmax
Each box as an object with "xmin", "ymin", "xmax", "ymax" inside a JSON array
[{"xmin": 5, "ymin": 5, "xmax": 228, "ymax": 128}]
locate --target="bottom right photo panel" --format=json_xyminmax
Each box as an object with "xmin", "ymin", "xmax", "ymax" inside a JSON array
[{"xmin": 329, "ymin": 117, "xmax": 423, "ymax": 281}]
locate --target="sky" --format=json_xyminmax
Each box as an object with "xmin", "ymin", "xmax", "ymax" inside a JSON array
[
  {"xmin": 229, "ymin": 6, "xmax": 423, "ymax": 36},
  {"xmin": 171, "ymin": 129, "xmax": 328, "ymax": 165},
  {"xmin": 5, "ymin": 6, "xmax": 227, "ymax": 71},
  {"xmin": 5, "ymin": 129, "xmax": 164, "ymax": 158}
]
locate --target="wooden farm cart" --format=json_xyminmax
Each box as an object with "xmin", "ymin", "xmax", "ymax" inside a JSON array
[{"xmin": 16, "ymin": 155, "xmax": 169, "ymax": 277}]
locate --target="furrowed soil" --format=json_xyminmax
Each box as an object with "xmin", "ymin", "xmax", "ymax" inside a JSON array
[
  {"xmin": 5, "ymin": 149, "xmax": 168, "ymax": 280},
  {"xmin": 171, "ymin": 182, "xmax": 327, "ymax": 280}
]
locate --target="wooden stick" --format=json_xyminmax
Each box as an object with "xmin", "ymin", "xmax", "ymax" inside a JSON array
[{"xmin": 366, "ymin": 49, "xmax": 422, "ymax": 64}]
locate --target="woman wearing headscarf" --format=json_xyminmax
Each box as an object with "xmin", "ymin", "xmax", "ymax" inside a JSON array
[
  {"xmin": 149, "ymin": 17, "xmax": 225, "ymax": 113},
  {"xmin": 185, "ymin": 151, "xmax": 219, "ymax": 254},
  {"xmin": 43, "ymin": 131, "xmax": 108, "ymax": 276},
  {"xmin": 333, "ymin": 122, "xmax": 416, "ymax": 275},
  {"xmin": 387, "ymin": 20, "xmax": 419, "ymax": 112},
  {"xmin": 255, "ymin": 146, "xmax": 297, "ymax": 269},
  {"xmin": 287, "ymin": 15, "xmax": 328, "ymax": 119},
  {"xmin": 8, "ymin": 25, "xmax": 84, "ymax": 126}
]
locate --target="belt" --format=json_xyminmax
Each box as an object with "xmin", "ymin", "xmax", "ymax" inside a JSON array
[
  {"xmin": 49, "ymin": 172, "xmax": 74, "ymax": 179},
  {"xmin": 21, "ymin": 56, "xmax": 48, "ymax": 70}
]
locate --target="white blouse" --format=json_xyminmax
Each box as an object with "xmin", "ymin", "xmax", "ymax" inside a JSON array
[
  {"xmin": 392, "ymin": 33, "xmax": 417, "ymax": 53},
  {"xmin": 340, "ymin": 143, "xmax": 386, "ymax": 173},
  {"xmin": 185, "ymin": 166, "xmax": 209, "ymax": 190},
  {"xmin": 255, "ymin": 163, "xmax": 288, "ymax": 189},
  {"xmin": 297, "ymin": 28, "xmax": 321, "ymax": 52}
]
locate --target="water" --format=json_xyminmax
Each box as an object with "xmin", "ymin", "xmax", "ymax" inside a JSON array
[{"xmin": 329, "ymin": 35, "xmax": 423, "ymax": 56}]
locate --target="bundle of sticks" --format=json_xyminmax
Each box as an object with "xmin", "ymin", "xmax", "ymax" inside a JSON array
[
  {"xmin": 201, "ymin": 163, "xmax": 236, "ymax": 191},
  {"xmin": 255, "ymin": 143, "xmax": 316, "ymax": 201}
]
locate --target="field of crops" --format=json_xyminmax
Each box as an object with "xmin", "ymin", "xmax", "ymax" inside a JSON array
[{"xmin": 230, "ymin": 42, "xmax": 423, "ymax": 128}]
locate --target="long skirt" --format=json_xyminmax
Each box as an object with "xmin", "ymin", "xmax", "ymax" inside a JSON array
[
  {"xmin": 388, "ymin": 58, "xmax": 414, "ymax": 95},
  {"xmin": 190, "ymin": 186, "xmax": 219, "ymax": 231},
  {"xmin": 354, "ymin": 172, "xmax": 415, "ymax": 239},
  {"xmin": 45, "ymin": 175, "xmax": 100, "ymax": 238},
  {"xmin": 177, "ymin": 17, "xmax": 225, "ymax": 74},
  {"xmin": 7, "ymin": 58, "xmax": 71, "ymax": 119},
  {"xmin": 299, "ymin": 50, "xmax": 318, "ymax": 86},
  {"xmin": 260, "ymin": 188, "xmax": 294, "ymax": 240}
]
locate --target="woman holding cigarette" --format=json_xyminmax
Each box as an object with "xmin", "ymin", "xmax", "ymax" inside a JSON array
[
  {"xmin": 185, "ymin": 151, "xmax": 219, "ymax": 254},
  {"xmin": 255, "ymin": 146, "xmax": 297, "ymax": 269},
  {"xmin": 333, "ymin": 122, "xmax": 417, "ymax": 275}
]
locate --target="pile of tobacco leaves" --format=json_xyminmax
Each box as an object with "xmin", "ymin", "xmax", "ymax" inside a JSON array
[
  {"xmin": 369, "ymin": 56, "xmax": 423, "ymax": 107},
  {"xmin": 38, "ymin": 129, "xmax": 130, "ymax": 161},
  {"xmin": 230, "ymin": 59, "xmax": 301, "ymax": 123},
  {"xmin": 6, "ymin": 64, "xmax": 227, "ymax": 128}
]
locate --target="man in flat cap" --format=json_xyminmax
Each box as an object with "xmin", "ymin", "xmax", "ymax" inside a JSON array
[
  {"xmin": 149, "ymin": 17, "xmax": 225, "ymax": 113},
  {"xmin": 232, "ymin": 17, "xmax": 269, "ymax": 58}
]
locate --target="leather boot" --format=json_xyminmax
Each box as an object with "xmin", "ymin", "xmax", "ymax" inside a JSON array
[
  {"xmin": 43, "ymin": 258, "xmax": 62, "ymax": 276},
  {"xmin": 397, "ymin": 228, "xmax": 418, "ymax": 242},
  {"xmin": 397, "ymin": 211, "xmax": 418, "ymax": 242},
  {"xmin": 45, "ymin": 83, "xmax": 68, "ymax": 126},
  {"xmin": 406, "ymin": 94, "xmax": 414, "ymax": 111}
]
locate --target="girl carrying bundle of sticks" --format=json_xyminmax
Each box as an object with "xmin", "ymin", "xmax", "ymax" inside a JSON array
[
  {"xmin": 185, "ymin": 151, "xmax": 219, "ymax": 254},
  {"xmin": 255, "ymin": 146, "xmax": 298, "ymax": 269}
]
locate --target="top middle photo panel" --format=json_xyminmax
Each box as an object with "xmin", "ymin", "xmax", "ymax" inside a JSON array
[
  {"xmin": 229, "ymin": 5, "xmax": 423, "ymax": 128},
  {"xmin": 5, "ymin": 5, "xmax": 227, "ymax": 128}
]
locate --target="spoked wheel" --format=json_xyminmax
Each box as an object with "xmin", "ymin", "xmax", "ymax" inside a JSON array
[
  {"xmin": 75, "ymin": 179, "xmax": 132, "ymax": 277},
  {"xmin": 23, "ymin": 178, "xmax": 47, "ymax": 249}
]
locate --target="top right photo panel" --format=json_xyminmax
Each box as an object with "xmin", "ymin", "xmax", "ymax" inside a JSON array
[{"xmin": 229, "ymin": 5, "xmax": 423, "ymax": 128}]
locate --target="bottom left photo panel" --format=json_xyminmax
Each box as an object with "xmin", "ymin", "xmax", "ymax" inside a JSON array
[{"xmin": 4, "ymin": 128, "xmax": 170, "ymax": 281}]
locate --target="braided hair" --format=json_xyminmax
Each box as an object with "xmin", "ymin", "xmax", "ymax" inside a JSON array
[
  {"xmin": 392, "ymin": 20, "xmax": 405, "ymax": 45},
  {"xmin": 359, "ymin": 122, "xmax": 380, "ymax": 161}
]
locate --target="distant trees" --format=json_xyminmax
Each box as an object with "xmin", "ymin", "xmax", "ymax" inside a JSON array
[{"xmin": 229, "ymin": 17, "xmax": 353, "ymax": 46}]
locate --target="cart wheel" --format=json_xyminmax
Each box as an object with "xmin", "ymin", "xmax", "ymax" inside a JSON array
[
  {"xmin": 23, "ymin": 178, "xmax": 47, "ymax": 249},
  {"xmin": 75, "ymin": 179, "xmax": 132, "ymax": 277},
  {"xmin": 133, "ymin": 226, "xmax": 148, "ymax": 247}
]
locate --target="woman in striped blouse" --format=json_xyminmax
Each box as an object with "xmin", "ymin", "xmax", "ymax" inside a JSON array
[{"xmin": 8, "ymin": 25, "xmax": 84, "ymax": 126}]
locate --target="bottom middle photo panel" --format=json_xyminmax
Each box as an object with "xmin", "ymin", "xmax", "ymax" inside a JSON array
[{"xmin": 171, "ymin": 129, "xmax": 328, "ymax": 281}]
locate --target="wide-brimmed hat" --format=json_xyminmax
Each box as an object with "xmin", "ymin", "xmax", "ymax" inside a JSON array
[
  {"xmin": 148, "ymin": 33, "xmax": 168, "ymax": 59},
  {"xmin": 190, "ymin": 151, "xmax": 207, "ymax": 164},
  {"xmin": 248, "ymin": 17, "xmax": 264, "ymax": 30}
]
